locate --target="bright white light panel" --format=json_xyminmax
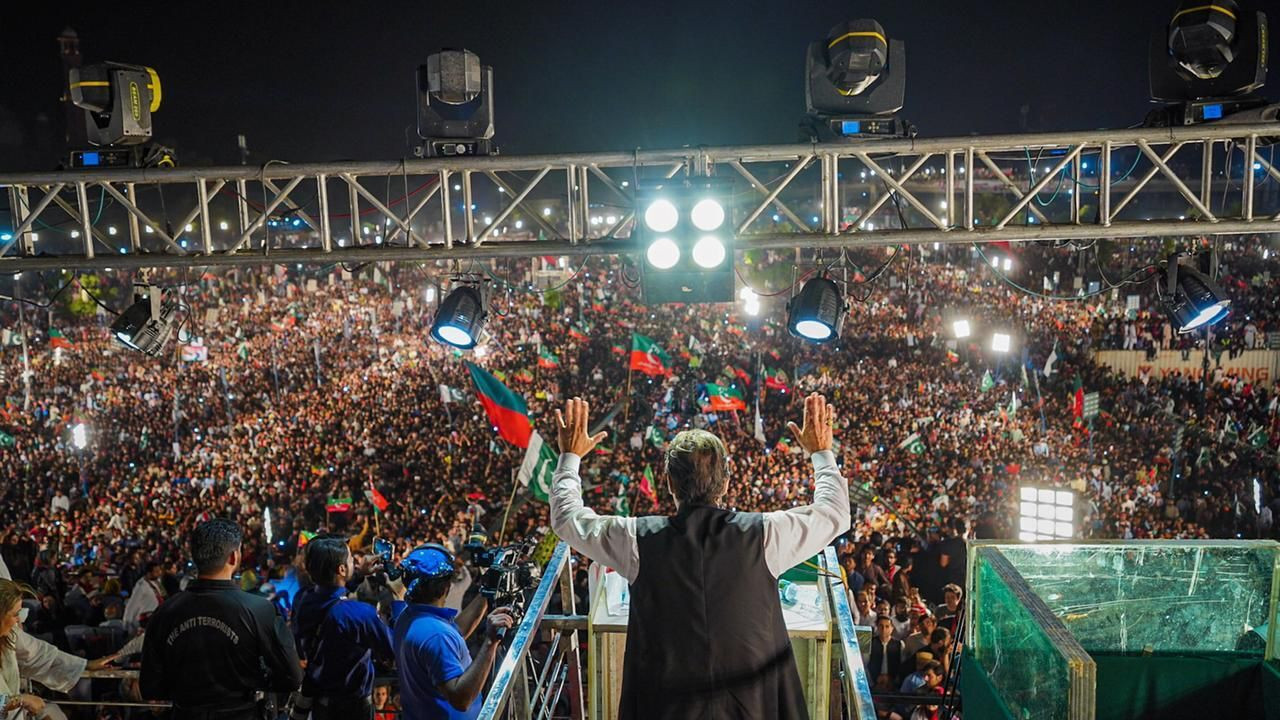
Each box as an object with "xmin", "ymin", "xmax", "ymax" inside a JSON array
[{"xmin": 1018, "ymin": 486, "xmax": 1075, "ymax": 542}]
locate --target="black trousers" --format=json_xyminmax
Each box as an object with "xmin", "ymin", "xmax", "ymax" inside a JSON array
[{"xmin": 311, "ymin": 695, "xmax": 374, "ymax": 720}]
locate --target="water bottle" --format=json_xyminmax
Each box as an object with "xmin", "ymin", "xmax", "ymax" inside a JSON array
[{"xmin": 778, "ymin": 579, "xmax": 799, "ymax": 607}]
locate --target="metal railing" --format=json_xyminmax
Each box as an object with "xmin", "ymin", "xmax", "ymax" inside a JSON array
[
  {"xmin": 2, "ymin": 123, "xmax": 1278, "ymax": 271},
  {"xmin": 821, "ymin": 546, "xmax": 877, "ymax": 720}
]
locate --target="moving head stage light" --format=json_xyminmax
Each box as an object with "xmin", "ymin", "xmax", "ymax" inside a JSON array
[
  {"xmin": 111, "ymin": 285, "xmax": 179, "ymax": 356},
  {"xmin": 787, "ymin": 275, "xmax": 847, "ymax": 343},
  {"xmin": 803, "ymin": 20, "xmax": 913, "ymax": 141},
  {"xmin": 430, "ymin": 282, "xmax": 488, "ymax": 349},
  {"xmin": 68, "ymin": 62, "xmax": 175, "ymax": 169},
  {"xmin": 1159, "ymin": 252, "xmax": 1231, "ymax": 334},
  {"xmin": 1146, "ymin": 1, "xmax": 1276, "ymax": 126},
  {"xmin": 416, "ymin": 49, "xmax": 495, "ymax": 158}
]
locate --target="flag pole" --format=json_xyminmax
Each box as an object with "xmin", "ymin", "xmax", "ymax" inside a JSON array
[
  {"xmin": 624, "ymin": 366, "xmax": 634, "ymax": 423},
  {"xmin": 498, "ymin": 465, "xmax": 520, "ymax": 544}
]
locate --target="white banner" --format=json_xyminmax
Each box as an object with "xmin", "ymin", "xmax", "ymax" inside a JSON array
[{"xmin": 1094, "ymin": 350, "xmax": 1280, "ymax": 384}]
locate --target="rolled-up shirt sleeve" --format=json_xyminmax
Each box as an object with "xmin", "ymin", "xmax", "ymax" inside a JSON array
[
  {"xmin": 760, "ymin": 450, "xmax": 852, "ymax": 578},
  {"xmin": 549, "ymin": 453, "xmax": 639, "ymax": 583}
]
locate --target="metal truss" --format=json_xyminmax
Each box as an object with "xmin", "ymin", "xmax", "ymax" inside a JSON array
[{"xmin": 2, "ymin": 123, "xmax": 1278, "ymax": 272}]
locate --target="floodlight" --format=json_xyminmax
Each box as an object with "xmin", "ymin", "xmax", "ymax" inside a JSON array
[
  {"xmin": 111, "ymin": 285, "xmax": 179, "ymax": 357},
  {"xmin": 1017, "ymin": 485, "xmax": 1078, "ymax": 541},
  {"xmin": 991, "ymin": 332, "xmax": 1011, "ymax": 353},
  {"xmin": 430, "ymin": 284, "xmax": 487, "ymax": 350},
  {"xmin": 416, "ymin": 49, "xmax": 495, "ymax": 157},
  {"xmin": 646, "ymin": 237, "xmax": 681, "ymax": 270},
  {"xmin": 72, "ymin": 423, "xmax": 87, "ymax": 449},
  {"xmin": 1160, "ymin": 255, "xmax": 1230, "ymax": 333},
  {"xmin": 953, "ymin": 319, "xmax": 971, "ymax": 339},
  {"xmin": 1020, "ymin": 487, "xmax": 1038, "ymax": 502},
  {"xmin": 691, "ymin": 199, "xmax": 725, "ymax": 232},
  {"xmin": 787, "ymin": 276, "xmax": 847, "ymax": 343},
  {"xmin": 1055, "ymin": 490, "xmax": 1074, "ymax": 506},
  {"xmin": 691, "ymin": 236, "xmax": 727, "ymax": 269},
  {"xmin": 644, "ymin": 199, "xmax": 679, "ymax": 233}
]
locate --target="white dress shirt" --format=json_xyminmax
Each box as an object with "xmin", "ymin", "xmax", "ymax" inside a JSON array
[{"xmin": 549, "ymin": 449, "xmax": 851, "ymax": 583}]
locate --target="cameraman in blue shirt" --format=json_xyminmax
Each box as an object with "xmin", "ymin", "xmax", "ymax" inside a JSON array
[
  {"xmin": 393, "ymin": 545, "xmax": 514, "ymax": 720},
  {"xmin": 291, "ymin": 536, "xmax": 406, "ymax": 720}
]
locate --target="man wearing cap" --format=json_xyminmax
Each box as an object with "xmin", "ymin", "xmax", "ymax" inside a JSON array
[
  {"xmin": 550, "ymin": 394, "xmax": 851, "ymax": 719},
  {"xmin": 392, "ymin": 544, "xmax": 514, "ymax": 720},
  {"xmin": 901, "ymin": 609, "xmax": 937, "ymax": 658}
]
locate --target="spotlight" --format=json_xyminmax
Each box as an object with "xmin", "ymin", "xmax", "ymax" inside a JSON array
[
  {"xmin": 1002, "ymin": 257, "xmax": 1013, "ymax": 272},
  {"xmin": 430, "ymin": 284, "xmax": 487, "ymax": 349},
  {"xmin": 690, "ymin": 199, "xmax": 725, "ymax": 232},
  {"xmin": 69, "ymin": 62, "xmax": 161, "ymax": 147},
  {"xmin": 953, "ymin": 319, "xmax": 971, "ymax": 338},
  {"xmin": 787, "ymin": 276, "xmax": 847, "ymax": 343},
  {"xmin": 991, "ymin": 332, "xmax": 1011, "ymax": 353},
  {"xmin": 1146, "ymin": 1, "xmax": 1273, "ymax": 126},
  {"xmin": 692, "ymin": 236, "xmax": 727, "ymax": 269},
  {"xmin": 111, "ymin": 285, "xmax": 179, "ymax": 357},
  {"xmin": 646, "ymin": 237, "xmax": 681, "ymax": 270},
  {"xmin": 644, "ymin": 199, "xmax": 679, "ymax": 233},
  {"xmin": 1160, "ymin": 254, "xmax": 1231, "ymax": 333},
  {"xmin": 415, "ymin": 49, "xmax": 495, "ymax": 157},
  {"xmin": 71, "ymin": 423, "xmax": 87, "ymax": 450}
]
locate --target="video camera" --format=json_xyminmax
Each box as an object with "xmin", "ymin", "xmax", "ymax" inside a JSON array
[{"xmin": 469, "ymin": 536, "xmax": 542, "ymax": 609}]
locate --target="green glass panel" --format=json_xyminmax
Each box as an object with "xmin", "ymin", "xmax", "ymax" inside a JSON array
[
  {"xmin": 998, "ymin": 543, "xmax": 1276, "ymax": 655},
  {"xmin": 973, "ymin": 554, "xmax": 1071, "ymax": 720}
]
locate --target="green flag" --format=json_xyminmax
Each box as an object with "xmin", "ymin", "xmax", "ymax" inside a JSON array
[
  {"xmin": 517, "ymin": 431, "xmax": 558, "ymax": 503},
  {"xmin": 897, "ymin": 432, "xmax": 926, "ymax": 455},
  {"xmin": 0, "ymin": 430, "xmax": 14, "ymax": 448},
  {"xmin": 645, "ymin": 425, "xmax": 665, "ymax": 447},
  {"xmin": 979, "ymin": 370, "xmax": 995, "ymax": 393}
]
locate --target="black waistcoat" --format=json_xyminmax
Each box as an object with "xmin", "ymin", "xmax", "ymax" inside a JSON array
[{"xmin": 618, "ymin": 505, "xmax": 809, "ymax": 720}]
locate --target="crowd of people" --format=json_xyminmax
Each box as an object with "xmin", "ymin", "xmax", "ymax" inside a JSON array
[{"xmin": 0, "ymin": 237, "xmax": 1278, "ymax": 716}]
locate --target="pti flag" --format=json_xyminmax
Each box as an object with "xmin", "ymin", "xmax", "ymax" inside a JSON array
[
  {"xmin": 48, "ymin": 328, "xmax": 74, "ymax": 349},
  {"xmin": 700, "ymin": 383, "xmax": 747, "ymax": 412},
  {"xmin": 764, "ymin": 367, "xmax": 790, "ymax": 392},
  {"xmin": 467, "ymin": 361, "xmax": 533, "ymax": 448},
  {"xmin": 640, "ymin": 465, "xmax": 658, "ymax": 503},
  {"xmin": 518, "ymin": 431, "xmax": 559, "ymax": 503},
  {"xmin": 364, "ymin": 481, "xmax": 390, "ymax": 514},
  {"xmin": 629, "ymin": 334, "xmax": 672, "ymax": 376},
  {"xmin": 325, "ymin": 496, "xmax": 352, "ymax": 513},
  {"xmin": 537, "ymin": 348, "xmax": 561, "ymax": 369}
]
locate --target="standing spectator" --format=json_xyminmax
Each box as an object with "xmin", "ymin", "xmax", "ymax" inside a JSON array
[
  {"xmin": 868, "ymin": 614, "xmax": 905, "ymax": 692},
  {"xmin": 123, "ymin": 562, "xmax": 165, "ymax": 632}
]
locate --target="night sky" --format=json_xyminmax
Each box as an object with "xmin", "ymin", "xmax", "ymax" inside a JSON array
[{"xmin": 2, "ymin": 1, "xmax": 1274, "ymax": 169}]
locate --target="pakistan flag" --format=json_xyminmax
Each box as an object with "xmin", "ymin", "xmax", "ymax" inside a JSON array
[{"xmin": 518, "ymin": 431, "xmax": 559, "ymax": 503}]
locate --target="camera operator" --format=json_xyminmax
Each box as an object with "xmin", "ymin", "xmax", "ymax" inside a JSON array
[
  {"xmin": 392, "ymin": 545, "xmax": 514, "ymax": 720},
  {"xmin": 290, "ymin": 537, "xmax": 406, "ymax": 720},
  {"xmin": 141, "ymin": 518, "xmax": 303, "ymax": 719},
  {"xmin": 550, "ymin": 394, "xmax": 851, "ymax": 719}
]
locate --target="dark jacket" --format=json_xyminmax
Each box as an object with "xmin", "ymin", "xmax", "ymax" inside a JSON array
[
  {"xmin": 140, "ymin": 578, "xmax": 303, "ymax": 710},
  {"xmin": 292, "ymin": 584, "xmax": 401, "ymax": 699},
  {"xmin": 620, "ymin": 505, "xmax": 808, "ymax": 720},
  {"xmin": 868, "ymin": 636, "xmax": 905, "ymax": 685}
]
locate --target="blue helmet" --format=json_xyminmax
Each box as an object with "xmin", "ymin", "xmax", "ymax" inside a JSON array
[{"xmin": 399, "ymin": 543, "xmax": 455, "ymax": 600}]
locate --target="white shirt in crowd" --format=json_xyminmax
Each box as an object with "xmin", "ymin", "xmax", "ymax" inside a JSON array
[
  {"xmin": 123, "ymin": 576, "xmax": 163, "ymax": 631},
  {"xmin": 50, "ymin": 493, "xmax": 70, "ymax": 515}
]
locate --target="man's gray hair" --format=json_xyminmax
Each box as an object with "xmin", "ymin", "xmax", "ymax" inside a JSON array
[{"xmin": 664, "ymin": 430, "xmax": 729, "ymax": 506}]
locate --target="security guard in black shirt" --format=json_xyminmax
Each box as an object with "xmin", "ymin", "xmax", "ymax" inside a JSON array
[{"xmin": 141, "ymin": 518, "xmax": 303, "ymax": 719}]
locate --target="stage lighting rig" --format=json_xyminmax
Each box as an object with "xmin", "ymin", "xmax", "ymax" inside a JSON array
[
  {"xmin": 1159, "ymin": 252, "xmax": 1231, "ymax": 334},
  {"xmin": 430, "ymin": 281, "xmax": 488, "ymax": 349},
  {"xmin": 415, "ymin": 49, "xmax": 496, "ymax": 158},
  {"xmin": 1145, "ymin": 1, "xmax": 1277, "ymax": 127},
  {"xmin": 636, "ymin": 179, "xmax": 734, "ymax": 304},
  {"xmin": 68, "ymin": 62, "xmax": 175, "ymax": 169},
  {"xmin": 786, "ymin": 275, "xmax": 847, "ymax": 343},
  {"xmin": 802, "ymin": 19, "xmax": 914, "ymax": 141},
  {"xmin": 111, "ymin": 284, "xmax": 180, "ymax": 357}
]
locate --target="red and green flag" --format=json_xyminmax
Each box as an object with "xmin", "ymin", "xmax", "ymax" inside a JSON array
[
  {"xmin": 364, "ymin": 481, "xmax": 390, "ymax": 514},
  {"xmin": 629, "ymin": 333, "xmax": 671, "ymax": 376},
  {"xmin": 640, "ymin": 465, "xmax": 658, "ymax": 504},
  {"xmin": 568, "ymin": 321, "xmax": 591, "ymax": 341},
  {"xmin": 48, "ymin": 328, "xmax": 73, "ymax": 349},
  {"xmin": 325, "ymin": 496, "xmax": 352, "ymax": 513},
  {"xmin": 700, "ymin": 383, "xmax": 747, "ymax": 412},
  {"xmin": 764, "ymin": 367, "xmax": 790, "ymax": 392},
  {"xmin": 946, "ymin": 349, "xmax": 960, "ymax": 363},
  {"xmin": 298, "ymin": 530, "xmax": 316, "ymax": 548},
  {"xmin": 513, "ymin": 368, "xmax": 534, "ymax": 383},
  {"xmin": 466, "ymin": 361, "xmax": 533, "ymax": 448},
  {"xmin": 537, "ymin": 348, "xmax": 561, "ymax": 369},
  {"xmin": 610, "ymin": 342, "xmax": 626, "ymax": 356}
]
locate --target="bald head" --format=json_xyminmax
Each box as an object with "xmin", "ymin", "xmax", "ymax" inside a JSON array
[{"xmin": 665, "ymin": 430, "xmax": 729, "ymax": 507}]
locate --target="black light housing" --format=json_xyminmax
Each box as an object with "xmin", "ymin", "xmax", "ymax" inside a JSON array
[
  {"xmin": 1160, "ymin": 256, "xmax": 1231, "ymax": 334},
  {"xmin": 787, "ymin": 276, "xmax": 847, "ymax": 343},
  {"xmin": 111, "ymin": 285, "xmax": 178, "ymax": 356},
  {"xmin": 430, "ymin": 284, "xmax": 487, "ymax": 349}
]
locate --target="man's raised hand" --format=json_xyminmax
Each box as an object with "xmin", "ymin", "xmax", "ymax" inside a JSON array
[
  {"xmin": 786, "ymin": 393, "xmax": 835, "ymax": 454},
  {"xmin": 555, "ymin": 396, "xmax": 609, "ymax": 457}
]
